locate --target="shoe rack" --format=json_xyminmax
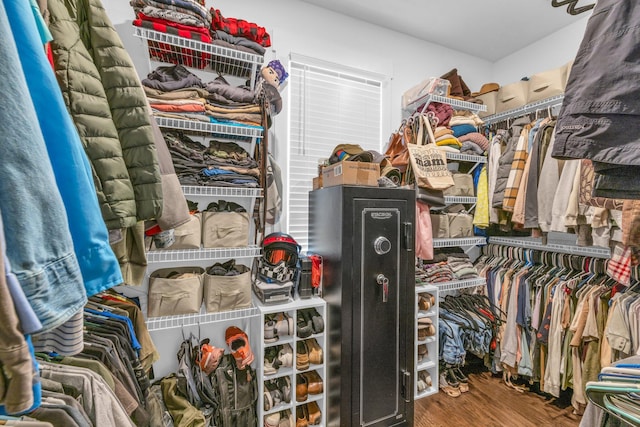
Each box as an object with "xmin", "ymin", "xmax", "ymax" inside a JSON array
[
  {"xmin": 257, "ymin": 297, "xmax": 327, "ymax": 426},
  {"xmin": 415, "ymin": 284, "xmax": 439, "ymax": 399}
]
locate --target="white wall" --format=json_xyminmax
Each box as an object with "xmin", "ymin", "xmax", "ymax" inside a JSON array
[
  {"xmin": 491, "ymin": 15, "xmax": 589, "ymax": 85},
  {"xmin": 103, "ymin": 0, "xmax": 493, "ymax": 231}
]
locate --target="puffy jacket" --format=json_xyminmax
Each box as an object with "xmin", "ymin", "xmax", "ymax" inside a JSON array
[
  {"xmin": 48, "ymin": 0, "xmax": 163, "ymax": 229},
  {"xmin": 492, "ymin": 117, "xmax": 530, "ymax": 208}
]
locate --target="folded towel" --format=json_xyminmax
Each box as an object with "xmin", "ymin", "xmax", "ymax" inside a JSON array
[{"xmin": 451, "ymin": 124, "xmax": 477, "ymax": 138}]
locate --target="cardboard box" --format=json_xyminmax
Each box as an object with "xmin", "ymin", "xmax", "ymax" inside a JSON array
[
  {"xmin": 312, "ymin": 176, "xmax": 323, "ymax": 190},
  {"xmin": 321, "ymin": 161, "xmax": 380, "ymax": 188}
]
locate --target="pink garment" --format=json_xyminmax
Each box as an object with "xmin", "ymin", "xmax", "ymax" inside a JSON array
[
  {"xmin": 458, "ymin": 132, "xmax": 490, "ymax": 151},
  {"xmin": 416, "ymin": 201, "xmax": 434, "ymax": 260}
]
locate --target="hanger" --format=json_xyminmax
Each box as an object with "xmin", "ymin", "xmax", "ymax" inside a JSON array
[
  {"xmin": 551, "ymin": 0, "xmax": 596, "ymax": 16},
  {"xmin": 585, "ymin": 381, "xmax": 640, "ymax": 426}
]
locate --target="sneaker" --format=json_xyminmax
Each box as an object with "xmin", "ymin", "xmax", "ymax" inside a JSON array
[
  {"xmin": 276, "ymin": 376, "xmax": 292, "ymax": 403},
  {"xmin": 278, "ymin": 343, "xmax": 293, "ymax": 368},
  {"xmin": 265, "ymin": 319, "xmax": 279, "ymax": 343},
  {"xmin": 275, "ymin": 312, "xmax": 294, "ymax": 337},
  {"xmin": 296, "ymin": 311, "xmax": 313, "ymax": 339},
  {"xmin": 264, "ymin": 346, "xmax": 279, "ymax": 375}
]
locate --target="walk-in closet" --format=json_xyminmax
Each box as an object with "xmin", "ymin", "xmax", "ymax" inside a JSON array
[{"xmin": 2, "ymin": 0, "xmax": 639, "ymax": 426}]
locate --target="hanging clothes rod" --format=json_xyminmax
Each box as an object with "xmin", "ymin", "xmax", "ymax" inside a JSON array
[
  {"xmin": 488, "ymin": 236, "xmax": 611, "ymax": 259},
  {"xmin": 482, "ymin": 95, "xmax": 565, "ymax": 126}
]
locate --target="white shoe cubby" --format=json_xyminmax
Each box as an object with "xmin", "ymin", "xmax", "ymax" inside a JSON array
[
  {"xmin": 257, "ymin": 297, "xmax": 327, "ymax": 426},
  {"xmin": 415, "ymin": 284, "xmax": 439, "ymax": 399}
]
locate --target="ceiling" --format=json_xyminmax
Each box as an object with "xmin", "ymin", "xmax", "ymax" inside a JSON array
[{"xmin": 298, "ymin": 0, "xmax": 590, "ymax": 61}]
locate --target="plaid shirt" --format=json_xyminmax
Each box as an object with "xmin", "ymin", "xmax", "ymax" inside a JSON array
[
  {"xmin": 210, "ymin": 8, "xmax": 271, "ymax": 47},
  {"xmin": 134, "ymin": 15, "xmax": 213, "ymax": 69},
  {"xmin": 607, "ymin": 244, "xmax": 632, "ymax": 286},
  {"xmin": 503, "ymin": 126, "xmax": 530, "ymax": 212}
]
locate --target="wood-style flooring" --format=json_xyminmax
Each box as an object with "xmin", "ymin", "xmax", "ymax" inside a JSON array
[{"xmin": 414, "ymin": 368, "xmax": 582, "ymax": 427}]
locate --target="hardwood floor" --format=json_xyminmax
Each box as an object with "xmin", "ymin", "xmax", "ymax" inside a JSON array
[{"xmin": 414, "ymin": 368, "xmax": 582, "ymax": 427}]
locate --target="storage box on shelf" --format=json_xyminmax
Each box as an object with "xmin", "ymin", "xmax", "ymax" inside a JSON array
[{"xmin": 257, "ymin": 297, "xmax": 327, "ymax": 426}]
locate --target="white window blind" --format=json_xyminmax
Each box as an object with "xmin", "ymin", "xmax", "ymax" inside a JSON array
[{"xmin": 287, "ymin": 58, "xmax": 385, "ymax": 249}]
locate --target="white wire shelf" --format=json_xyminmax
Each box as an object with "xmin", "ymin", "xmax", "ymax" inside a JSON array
[
  {"xmin": 133, "ymin": 27, "xmax": 263, "ymax": 84},
  {"xmin": 444, "ymin": 196, "xmax": 476, "ymax": 204},
  {"xmin": 432, "ymin": 237, "xmax": 486, "ymax": 248},
  {"xmin": 488, "ymin": 236, "xmax": 611, "ymax": 258},
  {"xmin": 482, "ymin": 95, "xmax": 565, "ymax": 125},
  {"xmin": 445, "ymin": 152, "xmax": 487, "ymax": 163},
  {"xmin": 146, "ymin": 305, "xmax": 260, "ymax": 331},
  {"xmin": 146, "ymin": 246, "xmax": 262, "ymax": 263},
  {"xmin": 433, "ymin": 277, "xmax": 486, "ymax": 292},
  {"xmin": 154, "ymin": 116, "xmax": 263, "ymax": 140},
  {"xmin": 404, "ymin": 94, "xmax": 487, "ymax": 114},
  {"xmin": 181, "ymin": 185, "xmax": 263, "ymax": 198}
]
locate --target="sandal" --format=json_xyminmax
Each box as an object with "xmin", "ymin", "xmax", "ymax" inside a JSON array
[
  {"xmin": 452, "ymin": 367, "xmax": 469, "ymax": 393},
  {"xmin": 439, "ymin": 371, "xmax": 461, "ymax": 397}
]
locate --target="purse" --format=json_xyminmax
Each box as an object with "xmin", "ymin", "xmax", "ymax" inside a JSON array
[
  {"xmin": 385, "ymin": 131, "xmax": 410, "ymax": 173},
  {"xmin": 407, "ymin": 115, "xmax": 455, "ymax": 191}
]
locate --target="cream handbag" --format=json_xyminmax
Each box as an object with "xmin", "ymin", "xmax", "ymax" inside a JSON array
[{"xmin": 496, "ymin": 81, "xmax": 529, "ymax": 113}]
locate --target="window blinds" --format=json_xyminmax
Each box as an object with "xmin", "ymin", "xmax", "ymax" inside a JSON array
[{"xmin": 287, "ymin": 59, "xmax": 384, "ymax": 249}]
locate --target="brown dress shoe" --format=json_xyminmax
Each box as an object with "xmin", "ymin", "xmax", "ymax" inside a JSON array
[
  {"xmin": 306, "ymin": 401, "xmax": 322, "ymax": 425},
  {"xmin": 296, "ymin": 373, "xmax": 308, "ymax": 402},
  {"xmin": 296, "ymin": 406, "xmax": 309, "ymax": 427},
  {"xmin": 296, "ymin": 341, "xmax": 309, "ymax": 370},
  {"xmin": 302, "ymin": 370, "xmax": 323, "ymax": 395},
  {"xmin": 306, "ymin": 339, "xmax": 323, "ymax": 365}
]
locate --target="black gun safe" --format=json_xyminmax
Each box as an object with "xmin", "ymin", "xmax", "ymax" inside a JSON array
[{"xmin": 309, "ymin": 185, "xmax": 415, "ymax": 427}]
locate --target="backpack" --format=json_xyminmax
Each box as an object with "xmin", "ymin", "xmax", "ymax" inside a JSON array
[
  {"xmin": 265, "ymin": 152, "xmax": 283, "ymax": 225},
  {"xmin": 211, "ymin": 354, "xmax": 258, "ymax": 427}
]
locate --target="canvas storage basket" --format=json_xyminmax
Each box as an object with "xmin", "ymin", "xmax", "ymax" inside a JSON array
[
  {"xmin": 148, "ymin": 267, "xmax": 204, "ymax": 317},
  {"xmin": 203, "ymin": 264, "xmax": 252, "ymax": 313},
  {"xmin": 201, "ymin": 211, "xmax": 250, "ymax": 248},
  {"xmin": 162, "ymin": 212, "xmax": 201, "ymax": 250},
  {"xmin": 443, "ymin": 173, "xmax": 474, "ymax": 197},
  {"xmin": 496, "ymin": 81, "xmax": 529, "ymax": 113},
  {"xmin": 430, "ymin": 213, "xmax": 450, "ymax": 238},
  {"xmin": 476, "ymin": 91, "xmax": 498, "ymax": 118},
  {"xmin": 447, "ymin": 212, "xmax": 474, "ymax": 238},
  {"xmin": 527, "ymin": 63, "xmax": 569, "ymax": 103}
]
